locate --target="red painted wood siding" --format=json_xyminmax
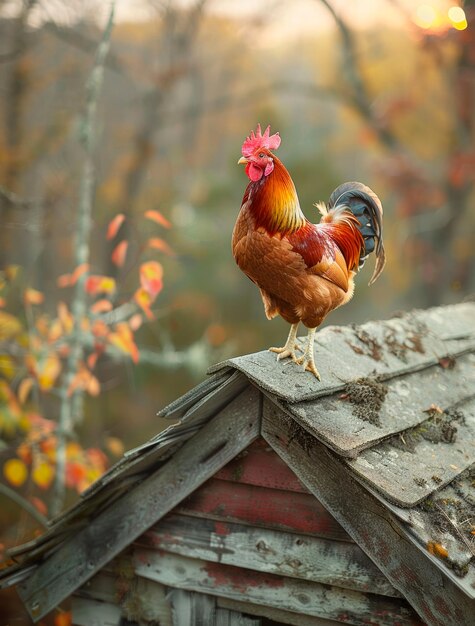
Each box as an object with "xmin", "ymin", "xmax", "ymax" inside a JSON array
[{"xmin": 177, "ymin": 439, "xmax": 351, "ymax": 542}]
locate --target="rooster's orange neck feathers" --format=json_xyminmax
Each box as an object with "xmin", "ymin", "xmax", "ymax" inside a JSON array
[{"xmin": 243, "ymin": 157, "xmax": 307, "ymax": 235}]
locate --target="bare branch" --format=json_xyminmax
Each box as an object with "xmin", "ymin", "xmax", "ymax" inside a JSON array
[
  {"xmin": 52, "ymin": 1, "xmax": 116, "ymax": 517},
  {"xmin": 0, "ymin": 483, "xmax": 48, "ymax": 528}
]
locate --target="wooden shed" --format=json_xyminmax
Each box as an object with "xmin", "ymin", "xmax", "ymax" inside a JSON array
[{"xmin": 2, "ymin": 302, "xmax": 475, "ymax": 626}]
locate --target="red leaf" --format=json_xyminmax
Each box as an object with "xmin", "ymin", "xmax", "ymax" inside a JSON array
[
  {"xmin": 85, "ymin": 275, "xmax": 116, "ymax": 296},
  {"xmin": 144, "ymin": 209, "xmax": 171, "ymax": 228},
  {"xmin": 139, "ymin": 261, "xmax": 163, "ymax": 297},
  {"xmin": 111, "ymin": 240, "xmax": 128, "ymax": 267},
  {"xmin": 106, "ymin": 213, "xmax": 125, "ymax": 240},
  {"xmin": 147, "ymin": 237, "xmax": 175, "ymax": 256},
  {"xmin": 30, "ymin": 496, "xmax": 48, "ymax": 517}
]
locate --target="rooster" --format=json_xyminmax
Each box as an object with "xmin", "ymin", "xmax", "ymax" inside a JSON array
[{"xmin": 233, "ymin": 124, "xmax": 386, "ymax": 380}]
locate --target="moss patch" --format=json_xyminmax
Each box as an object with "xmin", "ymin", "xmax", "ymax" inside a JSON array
[
  {"xmin": 342, "ymin": 377, "xmax": 388, "ymax": 427},
  {"xmin": 392, "ymin": 405, "xmax": 465, "ymax": 453}
]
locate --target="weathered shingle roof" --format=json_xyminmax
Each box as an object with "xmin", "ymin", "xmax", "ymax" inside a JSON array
[{"xmin": 2, "ymin": 301, "xmax": 474, "ymax": 623}]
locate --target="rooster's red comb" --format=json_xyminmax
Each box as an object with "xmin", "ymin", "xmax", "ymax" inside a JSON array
[{"xmin": 242, "ymin": 124, "xmax": 281, "ymax": 157}]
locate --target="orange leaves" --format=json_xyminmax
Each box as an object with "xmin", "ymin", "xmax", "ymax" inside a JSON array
[
  {"xmin": 140, "ymin": 261, "xmax": 163, "ymax": 297},
  {"xmin": 107, "ymin": 213, "xmax": 126, "ymax": 240},
  {"xmin": 134, "ymin": 288, "xmax": 154, "ymax": 320},
  {"xmin": 147, "ymin": 237, "xmax": 174, "ymax": 256},
  {"xmin": 54, "ymin": 611, "xmax": 72, "ymax": 626},
  {"xmin": 24, "ymin": 288, "xmax": 44, "ymax": 306},
  {"xmin": 133, "ymin": 261, "xmax": 164, "ymax": 320},
  {"xmin": 3, "ymin": 458, "xmax": 28, "ymax": 487},
  {"xmin": 57, "ymin": 263, "xmax": 90, "ymax": 288},
  {"xmin": 108, "ymin": 322, "xmax": 139, "ymax": 363},
  {"xmin": 65, "ymin": 443, "xmax": 107, "ymax": 493},
  {"xmin": 427, "ymin": 541, "xmax": 449, "ymax": 559},
  {"xmin": 58, "ymin": 301, "xmax": 74, "ymax": 335},
  {"xmin": 145, "ymin": 209, "xmax": 171, "ymax": 228},
  {"xmin": 105, "ymin": 436, "xmax": 124, "ymax": 457},
  {"xmin": 111, "ymin": 240, "xmax": 129, "ymax": 267},
  {"xmin": 68, "ymin": 362, "xmax": 100, "ymax": 397},
  {"xmin": 90, "ymin": 299, "xmax": 113, "ymax": 314},
  {"xmin": 85, "ymin": 275, "xmax": 116, "ymax": 296},
  {"xmin": 0, "ymin": 205, "xmax": 172, "ymax": 512}
]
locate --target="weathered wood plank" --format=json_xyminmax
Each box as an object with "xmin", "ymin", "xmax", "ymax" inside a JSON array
[
  {"xmin": 72, "ymin": 596, "xmax": 121, "ymax": 626},
  {"xmin": 214, "ymin": 437, "xmax": 309, "ymax": 492},
  {"xmin": 346, "ymin": 393, "xmax": 475, "ymax": 506},
  {"xmin": 215, "ymin": 607, "xmax": 261, "ymax": 625},
  {"xmin": 209, "ymin": 303, "xmax": 475, "ymax": 403},
  {"xmin": 169, "ymin": 589, "xmax": 216, "ymax": 626},
  {"xmin": 133, "ymin": 551, "xmax": 423, "ymax": 626},
  {"xmin": 176, "ymin": 477, "xmax": 351, "ymax": 542},
  {"xmin": 286, "ymin": 351, "xmax": 475, "ymax": 458},
  {"xmin": 261, "ymin": 399, "xmax": 475, "ymax": 626},
  {"xmin": 217, "ymin": 597, "xmax": 345, "ymax": 626},
  {"xmin": 75, "ymin": 570, "xmax": 117, "ymax": 604},
  {"xmin": 17, "ymin": 387, "xmax": 261, "ymax": 622},
  {"xmin": 137, "ymin": 513, "xmax": 399, "ymax": 596}
]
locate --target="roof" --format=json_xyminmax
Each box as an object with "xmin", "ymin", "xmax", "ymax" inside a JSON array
[{"xmin": 1, "ymin": 301, "xmax": 474, "ymax": 625}]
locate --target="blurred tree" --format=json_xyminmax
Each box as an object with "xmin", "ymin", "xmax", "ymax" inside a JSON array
[{"xmin": 318, "ymin": 0, "xmax": 475, "ymax": 306}]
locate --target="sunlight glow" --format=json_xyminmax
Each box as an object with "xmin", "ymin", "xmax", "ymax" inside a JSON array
[
  {"xmin": 448, "ymin": 6, "xmax": 468, "ymax": 30},
  {"xmin": 414, "ymin": 5, "xmax": 439, "ymax": 29}
]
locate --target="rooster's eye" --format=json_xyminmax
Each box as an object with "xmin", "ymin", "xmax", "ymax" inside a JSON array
[{"xmin": 258, "ymin": 153, "xmax": 265, "ymax": 158}]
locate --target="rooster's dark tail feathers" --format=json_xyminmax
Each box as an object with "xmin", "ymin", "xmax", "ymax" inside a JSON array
[{"xmin": 328, "ymin": 181, "xmax": 386, "ymax": 285}]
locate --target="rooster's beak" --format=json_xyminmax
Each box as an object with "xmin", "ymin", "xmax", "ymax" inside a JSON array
[{"xmin": 238, "ymin": 156, "xmax": 248, "ymax": 165}]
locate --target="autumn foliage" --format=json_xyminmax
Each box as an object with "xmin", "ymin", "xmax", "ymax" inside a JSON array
[{"xmin": 0, "ymin": 210, "xmax": 170, "ymax": 514}]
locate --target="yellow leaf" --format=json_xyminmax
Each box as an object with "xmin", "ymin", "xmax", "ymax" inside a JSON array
[
  {"xmin": 18, "ymin": 378, "xmax": 34, "ymax": 404},
  {"xmin": 37, "ymin": 354, "xmax": 61, "ymax": 391},
  {"xmin": 134, "ymin": 288, "xmax": 154, "ymax": 320},
  {"xmin": 4, "ymin": 458, "xmax": 28, "ymax": 487},
  {"xmin": 109, "ymin": 324, "xmax": 140, "ymax": 363},
  {"xmin": 0, "ymin": 355, "xmax": 16, "ymax": 379},
  {"xmin": 32, "ymin": 460, "xmax": 54, "ymax": 490},
  {"xmin": 0, "ymin": 311, "xmax": 22, "ymax": 340}
]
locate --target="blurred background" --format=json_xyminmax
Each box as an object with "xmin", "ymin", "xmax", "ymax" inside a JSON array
[{"xmin": 0, "ymin": 0, "xmax": 474, "ymax": 619}]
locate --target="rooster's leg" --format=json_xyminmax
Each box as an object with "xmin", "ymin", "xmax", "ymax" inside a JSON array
[
  {"xmin": 295, "ymin": 327, "xmax": 321, "ymax": 380},
  {"xmin": 269, "ymin": 323, "xmax": 300, "ymax": 362}
]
